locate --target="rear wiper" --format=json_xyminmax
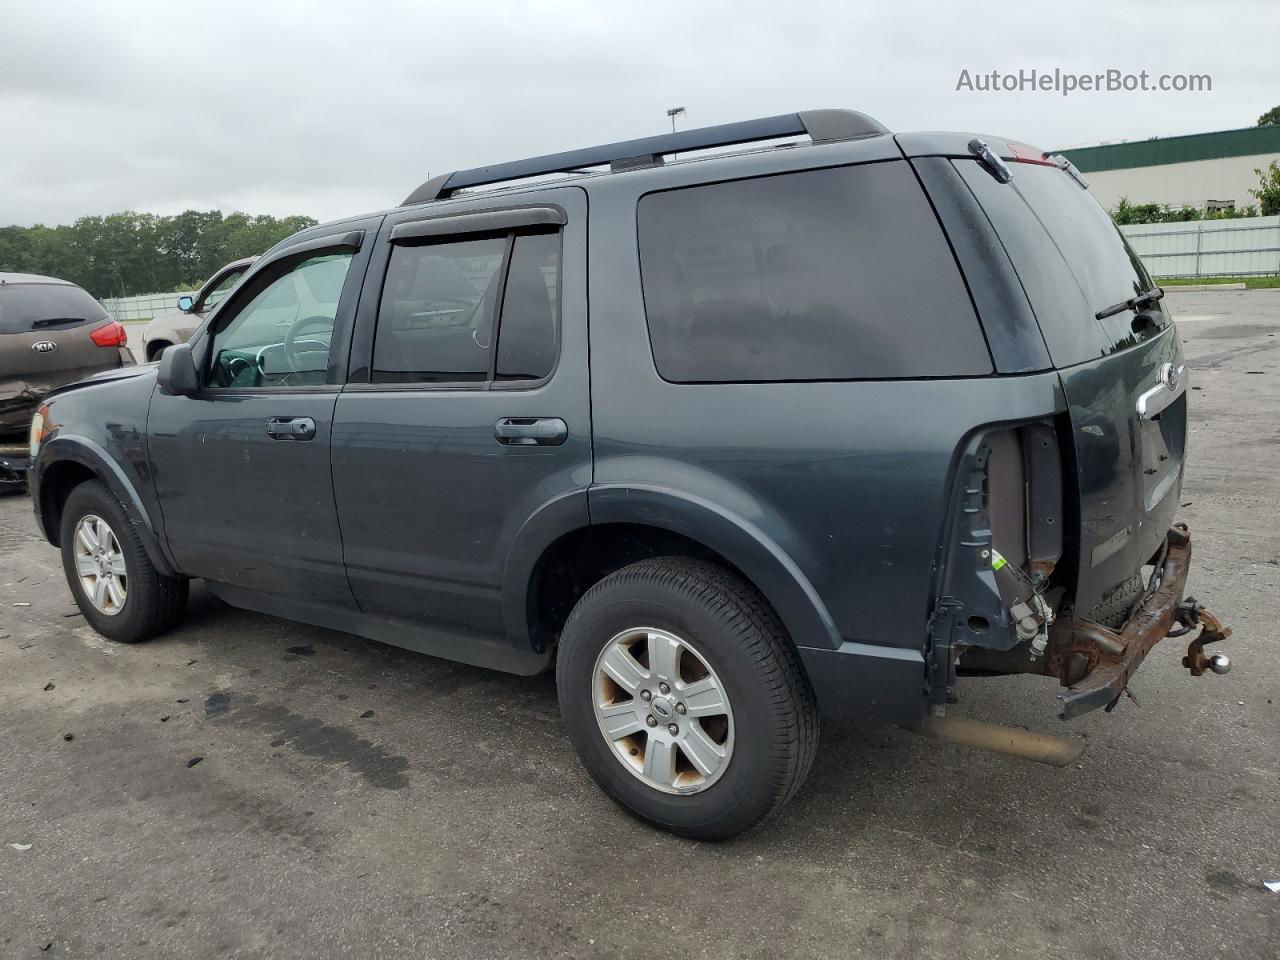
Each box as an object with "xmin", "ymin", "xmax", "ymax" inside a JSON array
[
  {"xmin": 31, "ymin": 316, "xmax": 87, "ymax": 329},
  {"xmin": 1096, "ymin": 287, "xmax": 1165, "ymax": 321}
]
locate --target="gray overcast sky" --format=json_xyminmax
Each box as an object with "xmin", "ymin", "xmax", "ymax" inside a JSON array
[{"xmin": 2, "ymin": 0, "xmax": 1277, "ymax": 226}]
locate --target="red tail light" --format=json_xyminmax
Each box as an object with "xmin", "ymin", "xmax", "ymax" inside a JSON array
[
  {"xmin": 1006, "ymin": 142, "xmax": 1056, "ymax": 166},
  {"xmin": 90, "ymin": 320, "xmax": 128, "ymax": 348}
]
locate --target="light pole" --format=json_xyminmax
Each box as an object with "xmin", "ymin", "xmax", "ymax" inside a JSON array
[{"xmin": 666, "ymin": 106, "xmax": 686, "ymax": 133}]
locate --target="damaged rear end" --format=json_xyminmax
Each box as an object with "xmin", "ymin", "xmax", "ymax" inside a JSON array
[
  {"xmin": 907, "ymin": 134, "xmax": 1232, "ymax": 720},
  {"xmin": 0, "ymin": 276, "xmax": 129, "ymax": 488}
]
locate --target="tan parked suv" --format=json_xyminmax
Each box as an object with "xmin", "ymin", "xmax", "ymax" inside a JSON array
[
  {"xmin": 0, "ymin": 272, "xmax": 132, "ymax": 489},
  {"xmin": 140, "ymin": 256, "xmax": 256, "ymax": 362}
]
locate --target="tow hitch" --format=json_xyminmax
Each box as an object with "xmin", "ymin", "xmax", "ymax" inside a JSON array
[{"xmin": 1175, "ymin": 600, "xmax": 1232, "ymax": 676}]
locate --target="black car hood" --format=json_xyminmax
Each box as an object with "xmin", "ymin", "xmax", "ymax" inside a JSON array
[{"xmin": 42, "ymin": 362, "xmax": 157, "ymax": 401}]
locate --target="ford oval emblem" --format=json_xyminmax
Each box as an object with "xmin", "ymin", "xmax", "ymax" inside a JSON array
[{"xmin": 31, "ymin": 340, "xmax": 58, "ymax": 353}]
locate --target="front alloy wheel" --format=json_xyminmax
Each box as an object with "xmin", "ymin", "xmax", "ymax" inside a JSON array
[
  {"xmin": 593, "ymin": 627, "xmax": 734, "ymax": 794},
  {"xmin": 72, "ymin": 514, "xmax": 128, "ymax": 615},
  {"xmin": 59, "ymin": 479, "xmax": 189, "ymax": 643}
]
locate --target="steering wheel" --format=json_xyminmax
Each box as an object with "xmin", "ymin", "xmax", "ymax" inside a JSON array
[{"xmin": 283, "ymin": 314, "xmax": 335, "ymax": 374}]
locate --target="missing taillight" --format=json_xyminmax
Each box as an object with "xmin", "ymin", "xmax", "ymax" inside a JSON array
[{"xmin": 89, "ymin": 320, "xmax": 127, "ymax": 348}]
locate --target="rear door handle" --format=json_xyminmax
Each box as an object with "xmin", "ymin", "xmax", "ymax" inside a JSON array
[
  {"xmin": 266, "ymin": 416, "xmax": 316, "ymax": 441},
  {"xmin": 494, "ymin": 417, "xmax": 567, "ymax": 446}
]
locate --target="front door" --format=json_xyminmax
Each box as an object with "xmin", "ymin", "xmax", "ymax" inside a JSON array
[
  {"xmin": 148, "ymin": 227, "xmax": 374, "ymax": 604},
  {"xmin": 332, "ymin": 187, "xmax": 590, "ymax": 643}
]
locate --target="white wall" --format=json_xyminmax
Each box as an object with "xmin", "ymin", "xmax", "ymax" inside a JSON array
[
  {"xmin": 1120, "ymin": 215, "xmax": 1280, "ymax": 278},
  {"xmin": 1085, "ymin": 153, "xmax": 1280, "ymax": 212}
]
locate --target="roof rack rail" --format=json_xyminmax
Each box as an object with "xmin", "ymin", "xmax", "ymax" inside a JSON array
[{"xmin": 401, "ymin": 108, "xmax": 889, "ymax": 206}]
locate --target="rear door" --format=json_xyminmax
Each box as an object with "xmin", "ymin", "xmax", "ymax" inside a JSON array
[
  {"xmin": 332, "ymin": 187, "xmax": 590, "ymax": 645},
  {"xmin": 955, "ymin": 158, "xmax": 1186, "ymax": 615},
  {"xmin": 0, "ymin": 281, "xmax": 123, "ymax": 435}
]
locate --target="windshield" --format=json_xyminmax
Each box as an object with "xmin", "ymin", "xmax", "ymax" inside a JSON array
[{"xmin": 0, "ymin": 282, "xmax": 108, "ymax": 334}]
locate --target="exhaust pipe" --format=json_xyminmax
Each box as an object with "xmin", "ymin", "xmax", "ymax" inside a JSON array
[{"xmin": 913, "ymin": 715, "xmax": 1086, "ymax": 767}]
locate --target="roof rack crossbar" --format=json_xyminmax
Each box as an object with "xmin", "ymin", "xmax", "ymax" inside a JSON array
[{"xmin": 401, "ymin": 109, "xmax": 889, "ymax": 206}]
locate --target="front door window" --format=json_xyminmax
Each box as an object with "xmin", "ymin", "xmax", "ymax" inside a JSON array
[{"xmin": 206, "ymin": 252, "xmax": 353, "ymax": 388}]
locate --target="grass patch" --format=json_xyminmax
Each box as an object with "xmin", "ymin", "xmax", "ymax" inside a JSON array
[{"xmin": 1157, "ymin": 276, "xmax": 1280, "ymax": 289}]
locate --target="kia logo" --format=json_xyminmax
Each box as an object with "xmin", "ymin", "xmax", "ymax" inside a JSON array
[{"xmin": 31, "ymin": 340, "xmax": 58, "ymax": 353}]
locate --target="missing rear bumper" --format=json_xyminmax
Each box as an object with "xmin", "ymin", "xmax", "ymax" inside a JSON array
[{"xmin": 1053, "ymin": 524, "xmax": 1231, "ymax": 720}]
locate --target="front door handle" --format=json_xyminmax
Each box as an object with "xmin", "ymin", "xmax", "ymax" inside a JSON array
[
  {"xmin": 266, "ymin": 416, "xmax": 316, "ymax": 441},
  {"xmin": 494, "ymin": 417, "xmax": 567, "ymax": 446}
]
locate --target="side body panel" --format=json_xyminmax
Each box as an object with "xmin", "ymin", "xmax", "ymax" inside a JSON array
[
  {"xmin": 582, "ymin": 141, "xmax": 1069, "ymax": 721},
  {"xmin": 30, "ymin": 367, "xmax": 178, "ymax": 575}
]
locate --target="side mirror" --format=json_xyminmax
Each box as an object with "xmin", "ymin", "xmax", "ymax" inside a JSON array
[
  {"xmin": 177, "ymin": 295, "xmax": 195, "ymax": 313},
  {"xmin": 157, "ymin": 342, "xmax": 199, "ymax": 396}
]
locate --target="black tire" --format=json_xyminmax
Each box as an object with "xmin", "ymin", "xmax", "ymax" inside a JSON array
[
  {"xmin": 59, "ymin": 479, "xmax": 188, "ymax": 643},
  {"xmin": 556, "ymin": 557, "xmax": 819, "ymax": 840},
  {"xmin": 1086, "ymin": 574, "xmax": 1144, "ymax": 629},
  {"xmin": 146, "ymin": 341, "xmax": 172, "ymax": 363}
]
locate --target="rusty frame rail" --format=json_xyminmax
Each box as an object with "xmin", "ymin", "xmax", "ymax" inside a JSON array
[{"xmin": 1050, "ymin": 524, "xmax": 1231, "ymax": 719}]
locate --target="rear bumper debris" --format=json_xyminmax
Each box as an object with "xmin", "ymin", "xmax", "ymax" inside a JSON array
[
  {"xmin": 1050, "ymin": 524, "xmax": 1231, "ymax": 720},
  {"xmin": 0, "ymin": 443, "xmax": 29, "ymax": 491}
]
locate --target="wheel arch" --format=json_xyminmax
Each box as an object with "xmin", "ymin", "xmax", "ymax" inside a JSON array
[
  {"xmin": 505, "ymin": 485, "xmax": 842, "ymax": 657},
  {"xmin": 34, "ymin": 436, "xmax": 178, "ymax": 578}
]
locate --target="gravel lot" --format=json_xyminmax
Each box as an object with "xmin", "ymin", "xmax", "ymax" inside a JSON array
[{"xmin": 2, "ymin": 289, "xmax": 1278, "ymax": 960}]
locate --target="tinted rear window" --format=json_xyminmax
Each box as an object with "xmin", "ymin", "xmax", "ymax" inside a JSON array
[
  {"xmin": 637, "ymin": 162, "xmax": 992, "ymax": 383},
  {"xmin": 0, "ymin": 283, "xmax": 107, "ymax": 334},
  {"xmin": 955, "ymin": 160, "xmax": 1160, "ymax": 365}
]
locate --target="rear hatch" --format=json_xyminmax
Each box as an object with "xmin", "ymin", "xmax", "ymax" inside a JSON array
[
  {"xmin": 951, "ymin": 151, "xmax": 1186, "ymax": 618},
  {"xmin": 0, "ymin": 281, "xmax": 123, "ymax": 435}
]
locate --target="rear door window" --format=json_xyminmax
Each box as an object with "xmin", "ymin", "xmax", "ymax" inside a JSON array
[
  {"xmin": 955, "ymin": 160, "xmax": 1161, "ymax": 365},
  {"xmin": 372, "ymin": 228, "xmax": 561, "ymax": 385},
  {"xmin": 0, "ymin": 283, "xmax": 107, "ymax": 334},
  {"xmin": 636, "ymin": 162, "xmax": 992, "ymax": 383}
]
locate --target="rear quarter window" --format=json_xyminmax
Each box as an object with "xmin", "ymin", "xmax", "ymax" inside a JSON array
[
  {"xmin": 636, "ymin": 161, "xmax": 992, "ymax": 383},
  {"xmin": 0, "ymin": 283, "xmax": 107, "ymax": 334}
]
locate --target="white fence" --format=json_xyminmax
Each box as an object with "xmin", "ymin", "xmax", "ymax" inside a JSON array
[
  {"xmin": 101, "ymin": 290, "xmax": 195, "ymax": 324},
  {"xmin": 1120, "ymin": 215, "xmax": 1280, "ymax": 279}
]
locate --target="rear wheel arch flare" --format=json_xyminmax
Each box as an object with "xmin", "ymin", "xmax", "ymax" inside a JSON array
[{"xmin": 523, "ymin": 519, "xmax": 831, "ymax": 658}]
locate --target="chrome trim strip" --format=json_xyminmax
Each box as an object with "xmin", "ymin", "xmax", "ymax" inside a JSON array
[{"xmin": 1137, "ymin": 363, "xmax": 1186, "ymax": 421}]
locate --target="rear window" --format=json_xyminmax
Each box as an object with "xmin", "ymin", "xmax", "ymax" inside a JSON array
[
  {"xmin": 955, "ymin": 160, "xmax": 1160, "ymax": 366},
  {"xmin": 637, "ymin": 162, "xmax": 992, "ymax": 383},
  {"xmin": 0, "ymin": 282, "xmax": 107, "ymax": 334}
]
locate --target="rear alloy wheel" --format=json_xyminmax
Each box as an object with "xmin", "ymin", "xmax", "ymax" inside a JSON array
[
  {"xmin": 558, "ymin": 557, "xmax": 819, "ymax": 840},
  {"xmin": 59, "ymin": 480, "xmax": 188, "ymax": 643},
  {"xmin": 593, "ymin": 627, "xmax": 735, "ymax": 794}
]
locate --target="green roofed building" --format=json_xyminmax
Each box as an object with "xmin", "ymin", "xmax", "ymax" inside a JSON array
[{"xmin": 1059, "ymin": 125, "xmax": 1280, "ymax": 214}]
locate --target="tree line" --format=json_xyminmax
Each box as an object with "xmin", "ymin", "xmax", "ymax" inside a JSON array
[{"xmin": 0, "ymin": 210, "xmax": 318, "ymax": 301}]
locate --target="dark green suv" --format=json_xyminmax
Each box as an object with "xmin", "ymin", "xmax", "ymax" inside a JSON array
[{"xmin": 28, "ymin": 110, "xmax": 1231, "ymax": 839}]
